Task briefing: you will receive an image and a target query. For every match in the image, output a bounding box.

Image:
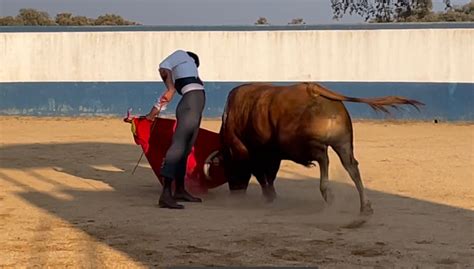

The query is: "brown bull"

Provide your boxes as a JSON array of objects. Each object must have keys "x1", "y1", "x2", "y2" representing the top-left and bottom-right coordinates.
[{"x1": 204, "y1": 82, "x2": 424, "y2": 215}]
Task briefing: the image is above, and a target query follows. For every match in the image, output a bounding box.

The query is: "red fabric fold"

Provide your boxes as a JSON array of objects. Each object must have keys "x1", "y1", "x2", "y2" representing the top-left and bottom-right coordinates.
[{"x1": 129, "y1": 117, "x2": 226, "y2": 194}]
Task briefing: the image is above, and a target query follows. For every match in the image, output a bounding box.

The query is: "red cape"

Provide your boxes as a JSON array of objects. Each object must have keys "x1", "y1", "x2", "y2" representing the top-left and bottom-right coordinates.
[{"x1": 127, "y1": 117, "x2": 226, "y2": 194}]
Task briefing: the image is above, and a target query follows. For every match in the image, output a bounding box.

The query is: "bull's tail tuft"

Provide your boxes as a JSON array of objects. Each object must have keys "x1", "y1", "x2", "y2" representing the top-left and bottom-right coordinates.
[
  {"x1": 346, "y1": 96, "x2": 425, "y2": 114},
  {"x1": 306, "y1": 83, "x2": 425, "y2": 115}
]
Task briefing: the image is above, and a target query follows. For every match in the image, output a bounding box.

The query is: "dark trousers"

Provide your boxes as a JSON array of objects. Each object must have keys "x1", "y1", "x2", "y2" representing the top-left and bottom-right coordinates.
[{"x1": 160, "y1": 90, "x2": 205, "y2": 182}]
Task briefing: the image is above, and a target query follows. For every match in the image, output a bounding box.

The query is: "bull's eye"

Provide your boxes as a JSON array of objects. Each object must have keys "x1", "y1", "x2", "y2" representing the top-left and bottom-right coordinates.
[{"x1": 211, "y1": 157, "x2": 220, "y2": 165}]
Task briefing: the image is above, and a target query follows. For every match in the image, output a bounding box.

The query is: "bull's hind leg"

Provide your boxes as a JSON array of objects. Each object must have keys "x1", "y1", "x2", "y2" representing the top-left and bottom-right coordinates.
[
  {"x1": 332, "y1": 143, "x2": 373, "y2": 215},
  {"x1": 313, "y1": 146, "x2": 334, "y2": 205}
]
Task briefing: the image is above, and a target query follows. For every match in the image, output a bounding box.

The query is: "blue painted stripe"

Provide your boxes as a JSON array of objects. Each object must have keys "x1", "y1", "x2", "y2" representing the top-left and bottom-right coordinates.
[
  {"x1": 1, "y1": 23, "x2": 473, "y2": 33},
  {"x1": 0, "y1": 82, "x2": 472, "y2": 121}
]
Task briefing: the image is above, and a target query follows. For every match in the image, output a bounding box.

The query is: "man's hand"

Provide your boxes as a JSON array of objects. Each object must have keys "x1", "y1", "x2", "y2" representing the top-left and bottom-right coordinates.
[
  {"x1": 145, "y1": 89, "x2": 175, "y2": 121},
  {"x1": 146, "y1": 66, "x2": 177, "y2": 121},
  {"x1": 160, "y1": 90, "x2": 175, "y2": 104},
  {"x1": 145, "y1": 106, "x2": 159, "y2": 121}
]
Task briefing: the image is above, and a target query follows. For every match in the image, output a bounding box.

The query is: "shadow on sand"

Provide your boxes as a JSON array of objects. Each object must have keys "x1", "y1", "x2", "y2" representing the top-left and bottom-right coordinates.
[{"x1": 0, "y1": 142, "x2": 472, "y2": 267}]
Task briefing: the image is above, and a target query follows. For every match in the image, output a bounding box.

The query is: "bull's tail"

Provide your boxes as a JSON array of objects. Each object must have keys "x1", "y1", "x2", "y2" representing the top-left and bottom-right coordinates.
[{"x1": 306, "y1": 83, "x2": 425, "y2": 114}]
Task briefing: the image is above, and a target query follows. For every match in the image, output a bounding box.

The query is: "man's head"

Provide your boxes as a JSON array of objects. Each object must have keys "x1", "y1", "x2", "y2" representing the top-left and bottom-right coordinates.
[{"x1": 186, "y1": 51, "x2": 200, "y2": 68}]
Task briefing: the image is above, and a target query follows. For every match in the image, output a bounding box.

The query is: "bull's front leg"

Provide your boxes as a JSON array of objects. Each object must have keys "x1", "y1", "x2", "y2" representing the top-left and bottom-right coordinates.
[
  {"x1": 254, "y1": 173, "x2": 276, "y2": 203},
  {"x1": 226, "y1": 159, "x2": 252, "y2": 193},
  {"x1": 262, "y1": 183, "x2": 276, "y2": 203},
  {"x1": 253, "y1": 158, "x2": 280, "y2": 203}
]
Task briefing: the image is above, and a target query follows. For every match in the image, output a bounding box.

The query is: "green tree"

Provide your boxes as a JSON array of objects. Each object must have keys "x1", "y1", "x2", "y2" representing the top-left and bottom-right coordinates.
[
  {"x1": 404, "y1": 1, "x2": 474, "y2": 22},
  {"x1": 0, "y1": 16, "x2": 22, "y2": 26},
  {"x1": 55, "y1": 13, "x2": 95, "y2": 25},
  {"x1": 0, "y1": 9, "x2": 140, "y2": 26},
  {"x1": 71, "y1": 16, "x2": 95, "y2": 25},
  {"x1": 16, "y1": 8, "x2": 55, "y2": 25},
  {"x1": 255, "y1": 17, "x2": 269, "y2": 25},
  {"x1": 55, "y1": 12, "x2": 74, "y2": 25},
  {"x1": 330, "y1": 0, "x2": 462, "y2": 22},
  {"x1": 94, "y1": 14, "x2": 138, "y2": 25},
  {"x1": 288, "y1": 18, "x2": 306, "y2": 25}
]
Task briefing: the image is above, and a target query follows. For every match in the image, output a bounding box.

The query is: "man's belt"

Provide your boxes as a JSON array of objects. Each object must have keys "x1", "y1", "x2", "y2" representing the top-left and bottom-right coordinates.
[{"x1": 175, "y1": 76, "x2": 204, "y2": 95}]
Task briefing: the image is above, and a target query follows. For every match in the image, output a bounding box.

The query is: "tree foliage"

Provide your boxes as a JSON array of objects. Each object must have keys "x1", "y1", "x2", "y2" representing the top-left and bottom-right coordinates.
[
  {"x1": 94, "y1": 14, "x2": 137, "y2": 25},
  {"x1": 255, "y1": 17, "x2": 269, "y2": 25},
  {"x1": 254, "y1": 17, "x2": 307, "y2": 25},
  {"x1": 330, "y1": 0, "x2": 473, "y2": 22},
  {"x1": 18, "y1": 8, "x2": 57, "y2": 25},
  {"x1": 55, "y1": 13, "x2": 95, "y2": 26},
  {"x1": 0, "y1": 9, "x2": 140, "y2": 26},
  {"x1": 404, "y1": 0, "x2": 474, "y2": 22},
  {"x1": 288, "y1": 18, "x2": 306, "y2": 25}
]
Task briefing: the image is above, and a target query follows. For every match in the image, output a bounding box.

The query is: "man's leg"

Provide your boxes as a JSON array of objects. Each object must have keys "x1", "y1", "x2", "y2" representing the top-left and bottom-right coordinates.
[
  {"x1": 173, "y1": 123, "x2": 202, "y2": 202},
  {"x1": 158, "y1": 90, "x2": 205, "y2": 208}
]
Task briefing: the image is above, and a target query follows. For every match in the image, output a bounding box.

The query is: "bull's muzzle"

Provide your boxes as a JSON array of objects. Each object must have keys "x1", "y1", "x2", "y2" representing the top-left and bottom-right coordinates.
[{"x1": 203, "y1": 150, "x2": 221, "y2": 181}]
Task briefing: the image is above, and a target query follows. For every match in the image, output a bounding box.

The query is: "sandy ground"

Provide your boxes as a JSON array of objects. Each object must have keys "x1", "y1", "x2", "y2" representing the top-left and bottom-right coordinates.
[{"x1": 0, "y1": 116, "x2": 473, "y2": 268}]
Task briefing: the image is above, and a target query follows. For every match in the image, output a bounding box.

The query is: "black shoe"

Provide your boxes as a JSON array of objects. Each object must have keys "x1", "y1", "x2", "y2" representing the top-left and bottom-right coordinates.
[
  {"x1": 174, "y1": 189, "x2": 202, "y2": 202},
  {"x1": 174, "y1": 175, "x2": 202, "y2": 203},
  {"x1": 158, "y1": 177, "x2": 184, "y2": 209},
  {"x1": 159, "y1": 199, "x2": 184, "y2": 209},
  {"x1": 159, "y1": 194, "x2": 184, "y2": 209}
]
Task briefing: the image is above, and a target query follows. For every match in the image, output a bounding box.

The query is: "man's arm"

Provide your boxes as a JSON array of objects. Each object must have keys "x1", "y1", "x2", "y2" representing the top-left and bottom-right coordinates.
[
  {"x1": 145, "y1": 68, "x2": 177, "y2": 120},
  {"x1": 145, "y1": 50, "x2": 185, "y2": 120},
  {"x1": 159, "y1": 68, "x2": 176, "y2": 96},
  {"x1": 158, "y1": 67, "x2": 176, "y2": 105}
]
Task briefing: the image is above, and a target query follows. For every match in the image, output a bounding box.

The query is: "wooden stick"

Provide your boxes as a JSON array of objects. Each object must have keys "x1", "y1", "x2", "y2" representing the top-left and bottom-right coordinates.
[{"x1": 131, "y1": 104, "x2": 163, "y2": 175}]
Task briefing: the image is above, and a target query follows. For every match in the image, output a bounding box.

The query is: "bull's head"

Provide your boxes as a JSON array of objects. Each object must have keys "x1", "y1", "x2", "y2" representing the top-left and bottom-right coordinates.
[
  {"x1": 203, "y1": 148, "x2": 251, "y2": 191},
  {"x1": 203, "y1": 150, "x2": 223, "y2": 180}
]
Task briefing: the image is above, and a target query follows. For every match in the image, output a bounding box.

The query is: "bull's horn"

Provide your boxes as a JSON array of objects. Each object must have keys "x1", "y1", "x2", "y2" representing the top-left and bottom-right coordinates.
[{"x1": 203, "y1": 150, "x2": 220, "y2": 181}]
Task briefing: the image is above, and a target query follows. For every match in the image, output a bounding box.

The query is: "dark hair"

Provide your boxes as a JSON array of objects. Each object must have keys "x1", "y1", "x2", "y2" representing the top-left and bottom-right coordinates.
[{"x1": 186, "y1": 51, "x2": 200, "y2": 68}]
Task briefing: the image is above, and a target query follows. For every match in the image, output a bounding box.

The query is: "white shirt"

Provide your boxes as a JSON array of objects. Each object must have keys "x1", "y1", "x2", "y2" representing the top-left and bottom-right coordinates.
[
  {"x1": 159, "y1": 50, "x2": 200, "y2": 81},
  {"x1": 154, "y1": 50, "x2": 204, "y2": 108}
]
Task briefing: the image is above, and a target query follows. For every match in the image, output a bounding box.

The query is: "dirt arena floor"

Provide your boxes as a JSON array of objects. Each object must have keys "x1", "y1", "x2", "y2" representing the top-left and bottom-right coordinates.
[{"x1": 0, "y1": 116, "x2": 472, "y2": 268}]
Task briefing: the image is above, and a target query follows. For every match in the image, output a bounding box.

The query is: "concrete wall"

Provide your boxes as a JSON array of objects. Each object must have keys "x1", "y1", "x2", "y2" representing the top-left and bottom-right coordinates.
[{"x1": 1, "y1": 24, "x2": 473, "y2": 120}]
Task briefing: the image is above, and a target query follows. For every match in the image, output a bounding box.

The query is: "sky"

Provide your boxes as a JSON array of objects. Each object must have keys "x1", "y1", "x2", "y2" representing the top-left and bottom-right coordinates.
[{"x1": 0, "y1": 0, "x2": 469, "y2": 26}]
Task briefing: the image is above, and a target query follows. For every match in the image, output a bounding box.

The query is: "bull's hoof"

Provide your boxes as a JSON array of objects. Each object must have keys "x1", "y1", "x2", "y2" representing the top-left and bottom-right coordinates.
[
  {"x1": 229, "y1": 184, "x2": 249, "y2": 192},
  {"x1": 321, "y1": 188, "x2": 335, "y2": 205},
  {"x1": 265, "y1": 194, "x2": 276, "y2": 203},
  {"x1": 229, "y1": 189, "x2": 247, "y2": 195},
  {"x1": 262, "y1": 187, "x2": 277, "y2": 203},
  {"x1": 263, "y1": 193, "x2": 276, "y2": 203},
  {"x1": 360, "y1": 201, "x2": 374, "y2": 216}
]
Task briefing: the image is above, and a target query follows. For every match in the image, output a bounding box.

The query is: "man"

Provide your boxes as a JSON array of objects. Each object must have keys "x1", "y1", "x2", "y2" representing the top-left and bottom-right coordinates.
[{"x1": 146, "y1": 49, "x2": 206, "y2": 209}]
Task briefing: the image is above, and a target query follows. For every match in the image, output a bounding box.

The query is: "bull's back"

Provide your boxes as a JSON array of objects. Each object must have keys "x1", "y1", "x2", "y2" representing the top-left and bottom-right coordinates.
[
  {"x1": 268, "y1": 85, "x2": 352, "y2": 148},
  {"x1": 223, "y1": 83, "x2": 277, "y2": 144},
  {"x1": 223, "y1": 83, "x2": 354, "y2": 158}
]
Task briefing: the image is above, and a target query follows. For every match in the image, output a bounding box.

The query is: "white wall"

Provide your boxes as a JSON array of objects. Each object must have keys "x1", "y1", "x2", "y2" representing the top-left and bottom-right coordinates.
[{"x1": 1, "y1": 28, "x2": 473, "y2": 83}]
